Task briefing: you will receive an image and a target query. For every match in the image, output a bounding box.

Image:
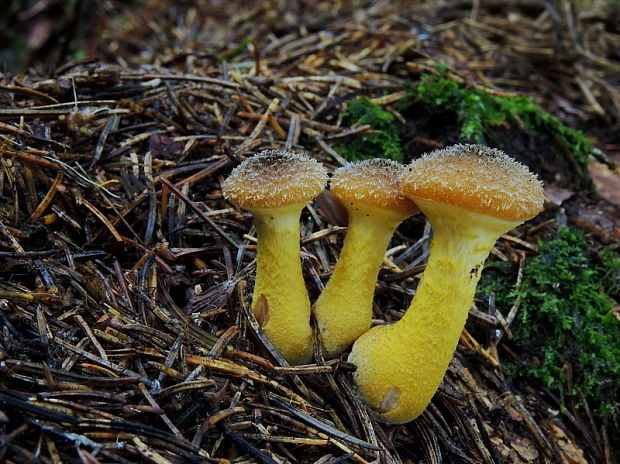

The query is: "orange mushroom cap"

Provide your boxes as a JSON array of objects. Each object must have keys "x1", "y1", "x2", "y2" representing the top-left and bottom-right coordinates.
[
  {"x1": 401, "y1": 144, "x2": 544, "y2": 222},
  {"x1": 331, "y1": 159, "x2": 419, "y2": 216},
  {"x1": 223, "y1": 150, "x2": 328, "y2": 209}
]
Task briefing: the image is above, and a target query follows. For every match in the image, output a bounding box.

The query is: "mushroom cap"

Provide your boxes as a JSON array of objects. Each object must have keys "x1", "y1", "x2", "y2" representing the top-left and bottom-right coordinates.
[
  {"x1": 331, "y1": 159, "x2": 419, "y2": 215},
  {"x1": 223, "y1": 150, "x2": 328, "y2": 209},
  {"x1": 401, "y1": 144, "x2": 544, "y2": 221}
]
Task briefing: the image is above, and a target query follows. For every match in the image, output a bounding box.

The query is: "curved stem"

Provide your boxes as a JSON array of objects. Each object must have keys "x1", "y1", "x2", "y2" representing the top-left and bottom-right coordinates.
[
  {"x1": 349, "y1": 202, "x2": 519, "y2": 423},
  {"x1": 252, "y1": 205, "x2": 313, "y2": 365},
  {"x1": 314, "y1": 211, "x2": 401, "y2": 357}
]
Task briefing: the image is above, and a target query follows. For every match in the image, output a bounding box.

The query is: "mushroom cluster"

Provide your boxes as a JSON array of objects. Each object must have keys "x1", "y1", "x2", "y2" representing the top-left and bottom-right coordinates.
[{"x1": 221, "y1": 144, "x2": 544, "y2": 423}]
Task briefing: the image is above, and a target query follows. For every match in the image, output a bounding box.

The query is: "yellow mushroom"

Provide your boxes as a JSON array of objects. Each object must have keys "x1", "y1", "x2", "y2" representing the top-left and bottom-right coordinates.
[
  {"x1": 348, "y1": 144, "x2": 545, "y2": 423},
  {"x1": 314, "y1": 159, "x2": 419, "y2": 358},
  {"x1": 222, "y1": 150, "x2": 328, "y2": 365}
]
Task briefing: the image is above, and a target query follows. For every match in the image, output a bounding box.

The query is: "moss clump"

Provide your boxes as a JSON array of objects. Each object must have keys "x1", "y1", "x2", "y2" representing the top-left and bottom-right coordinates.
[
  {"x1": 516, "y1": 227, "x2": 619, "y2": 400},
  {"x1": 335, "y1": 98, "x2": 403, "y2": 162},
  {"x1": 407, "y1": 72, "x2": 592, "y2": 167},
  {"x1": 601, "y1": 246, "x2": 620, "y2": 301},
  {"x1": 477, "y1": 260, "x2": 518, "y2": 313},
  {"x1": 479, "y1": 227, "x2": 620, "y2": 439}
]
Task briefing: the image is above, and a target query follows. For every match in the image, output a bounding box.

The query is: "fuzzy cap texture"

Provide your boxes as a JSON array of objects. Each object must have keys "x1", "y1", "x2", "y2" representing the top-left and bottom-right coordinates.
[
  {"x1": 401, "y1": 144, "x2": 544, "y2": 221},
  {"x1": 223, "y1": 150, "x2": 328, "y2": 209},
  {"x1": 331, "y1": 159, "x2": 419, "y2": 215}
]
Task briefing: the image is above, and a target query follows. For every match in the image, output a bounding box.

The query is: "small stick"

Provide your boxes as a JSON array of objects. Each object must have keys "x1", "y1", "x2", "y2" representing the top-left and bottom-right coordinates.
[{"x1": 159, "y1": 177, "x2": 240, "y2": 249}]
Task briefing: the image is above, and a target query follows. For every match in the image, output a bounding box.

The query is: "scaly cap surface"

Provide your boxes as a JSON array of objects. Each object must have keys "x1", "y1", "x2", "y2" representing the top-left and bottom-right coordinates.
[
  {"x1": 401, "y1": 144, "x2": 544, "y2": 221},
  {"x1": 331, "y1": 159, "x2": 419, "y2": 215},
  {"x1": 223, "y1": 150, "x2": 328, "y2": 209}
]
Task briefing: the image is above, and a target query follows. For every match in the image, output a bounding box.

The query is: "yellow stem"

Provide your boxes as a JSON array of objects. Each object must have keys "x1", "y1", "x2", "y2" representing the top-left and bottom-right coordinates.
[
  {"x1": 252, "y1": 204, "x2": 313, "y2": 365},
  {"x1": 349, "y1": 201, "x2": 520, "y2": 423},
  {"x1": 314, "y1": 209, "x2": 402, "y2": 357}
]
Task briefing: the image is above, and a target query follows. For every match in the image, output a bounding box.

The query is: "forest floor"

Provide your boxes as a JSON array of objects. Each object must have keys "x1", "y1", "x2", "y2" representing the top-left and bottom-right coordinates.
[{"x1": 0, "y1": 1, "x2": 619, "y2": 463}]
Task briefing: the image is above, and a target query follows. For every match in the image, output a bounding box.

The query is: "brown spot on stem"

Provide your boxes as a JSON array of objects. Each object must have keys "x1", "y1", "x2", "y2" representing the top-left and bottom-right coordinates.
[
  {"x1": 376, "y1": 386, "x2": 401, "y2": 414},
  {"x1": 254, "y1": 294, "x2": 270, "y2": 327},
  {"x1": 469, "y1": 265, "x2": 481, "y2": 279}
]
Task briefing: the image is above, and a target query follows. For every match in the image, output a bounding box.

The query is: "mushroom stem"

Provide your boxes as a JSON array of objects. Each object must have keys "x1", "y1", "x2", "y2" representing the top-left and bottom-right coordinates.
[
  {"x1": 399, "y1": 202, "x2": 515, "y2": 330},
  {"x1": 315, "y1": 207, "x2": 403, "y2": 357},
  {"x1": 349, "y1": 201, "x2": 521, "y2": 424},
  {"x1": 312, "y1": 159, "x2": 418, "y2": 358},
  {"x1": 251, "y1": 204, "x2": 314, "y2": 365}
]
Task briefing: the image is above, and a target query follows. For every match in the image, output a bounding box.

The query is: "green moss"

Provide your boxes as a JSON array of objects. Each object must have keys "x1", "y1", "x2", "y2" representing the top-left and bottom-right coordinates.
[
  {"x1": 335, "y1": 98, "x2": 403, "y2": 162},
  {"x1": 477, "y1": 260, "x2": 518, "y2": 314},
  {"x1": 407, "y1": 72, "x2": 592, "y2": 167},
  {"x1": 478, "y1": 227, "x2": 620, "y2": 437},
  {"x1": 335, "y1": 72, "x2": 592, "y2": 167},
  {"x1": 601, "y1": 246, "x2": 620, "y2": 300}
]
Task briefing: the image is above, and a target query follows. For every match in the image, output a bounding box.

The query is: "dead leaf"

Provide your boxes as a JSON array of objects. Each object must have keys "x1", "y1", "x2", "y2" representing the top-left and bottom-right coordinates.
[
  {"x1": 588, "y1": 161, "x2": 620, "y2": 206},
  {"x1": 548, "y1": 423, "x2": 588, "y2": 464},
  {"x1": 149, "y1": 134, "x2": 184, "y2": 160},
  {"x1": 491, "y1": 437, "x2": 525, "y2": 464},
  {"x1": 506, "y1": 405, "x2": 524, "y2": 422},
  {"x1": 510, "y1": 437, "x2": 539, "y2": 461},
  {"x1": 316, "y1": 189, "x2": 349, "y2": 226},
  {"x1": 545, "y1": 185, "x2": 574, "y2": 206}
]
